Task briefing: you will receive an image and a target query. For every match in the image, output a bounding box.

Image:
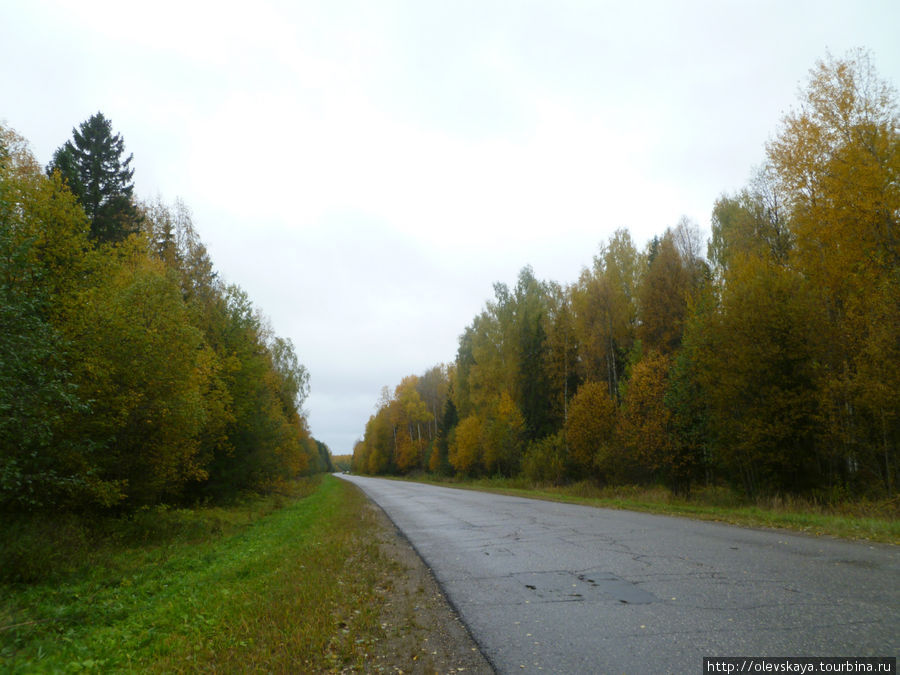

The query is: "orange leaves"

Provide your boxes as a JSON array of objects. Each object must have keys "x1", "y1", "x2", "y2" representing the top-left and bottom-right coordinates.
[{"x1": 355, "y1": 373, "x2": 445, "y2": 475}]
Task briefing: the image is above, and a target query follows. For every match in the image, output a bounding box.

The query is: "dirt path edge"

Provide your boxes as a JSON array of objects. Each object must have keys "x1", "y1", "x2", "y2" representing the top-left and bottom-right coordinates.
[{"x1": 363, "y1": 499, "x2": 495, "y2": 674}]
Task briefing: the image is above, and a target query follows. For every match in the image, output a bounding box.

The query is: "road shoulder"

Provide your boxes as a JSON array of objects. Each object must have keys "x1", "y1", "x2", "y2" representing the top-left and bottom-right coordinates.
[{"x1": 362, "y1": 499, "x2": 494, "y2": 674}]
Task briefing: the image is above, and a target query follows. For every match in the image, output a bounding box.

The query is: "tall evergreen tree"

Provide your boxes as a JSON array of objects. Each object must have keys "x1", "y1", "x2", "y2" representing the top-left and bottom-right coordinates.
[{"x1": 48, "y1": 112, "x2": 141, "y2": 243}]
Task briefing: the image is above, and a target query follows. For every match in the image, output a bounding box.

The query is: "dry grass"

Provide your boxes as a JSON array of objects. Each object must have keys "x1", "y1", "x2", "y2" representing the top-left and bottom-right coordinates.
[{"x1": 407, "y1": 474, "x2": 899, "y2": 545}]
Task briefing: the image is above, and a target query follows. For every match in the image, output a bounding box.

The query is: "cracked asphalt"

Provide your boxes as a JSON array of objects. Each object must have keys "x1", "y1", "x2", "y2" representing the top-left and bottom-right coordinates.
[{"x1": 339, "y1": 475, "x2": 899, "y2": 673}]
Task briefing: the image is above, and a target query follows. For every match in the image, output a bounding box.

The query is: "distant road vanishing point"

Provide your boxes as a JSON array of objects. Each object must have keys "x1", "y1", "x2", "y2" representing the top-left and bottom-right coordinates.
[{"x1": 339, "y1": 475, "x2": 899, "y2": 673}]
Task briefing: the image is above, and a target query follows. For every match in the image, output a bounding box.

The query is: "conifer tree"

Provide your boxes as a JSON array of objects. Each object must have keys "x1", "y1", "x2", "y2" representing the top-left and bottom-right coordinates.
[{"x1": 48, "y1": 112, "x2": 141, "y2": 243}]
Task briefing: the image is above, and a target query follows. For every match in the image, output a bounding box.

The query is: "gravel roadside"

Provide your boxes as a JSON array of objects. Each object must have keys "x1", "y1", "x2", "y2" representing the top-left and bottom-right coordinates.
[{"x1": 360, "y1": 500, "x2": 494, "y2": 674}]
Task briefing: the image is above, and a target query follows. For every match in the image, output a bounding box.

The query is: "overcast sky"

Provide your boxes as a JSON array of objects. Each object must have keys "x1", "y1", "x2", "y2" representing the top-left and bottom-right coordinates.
[{"x1": 3, "y1": 1, "x2": 899, "y2": 453}]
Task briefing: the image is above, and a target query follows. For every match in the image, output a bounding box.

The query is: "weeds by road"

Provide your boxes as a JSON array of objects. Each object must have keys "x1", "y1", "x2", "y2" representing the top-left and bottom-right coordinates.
[
  {"x1": 405, "y1": 475, "x2": 900, "y2": 545},
  {"x1": 0, "y1": 475, "x2": 491, "y2": 673}
]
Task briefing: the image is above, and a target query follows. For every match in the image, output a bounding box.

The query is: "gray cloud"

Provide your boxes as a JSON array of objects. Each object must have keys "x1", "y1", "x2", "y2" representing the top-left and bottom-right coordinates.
[{"x1": 3, "y1": 0, "x2": 899, "y2": 452}]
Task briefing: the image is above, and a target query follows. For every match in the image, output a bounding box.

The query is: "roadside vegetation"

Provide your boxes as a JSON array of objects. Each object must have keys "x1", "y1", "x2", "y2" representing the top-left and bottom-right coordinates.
[
  {"x1": 0, "y1": 76, "x2": 490, "y2": 675},
  {"x1": 2, "y1": 113, "x2": 333, "y2": 516},
  {"x1": 332, "y1": 454, "x2": 354, "y2": 473},
  {"x1": 352, "y1": 51, "x2": 900, "y2": 523},
  {"x1": 1, "y1": 45, "x2": 896, "y2": 675},
  {"x1": 0, "y1": 476, "x2": 410, "y2": 672}
]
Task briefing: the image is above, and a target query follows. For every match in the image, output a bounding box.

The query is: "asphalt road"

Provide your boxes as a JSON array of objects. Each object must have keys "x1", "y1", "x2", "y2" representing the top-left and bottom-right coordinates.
[{"x1": 338, "y1": 475, "x2": 899, "y2": 674}]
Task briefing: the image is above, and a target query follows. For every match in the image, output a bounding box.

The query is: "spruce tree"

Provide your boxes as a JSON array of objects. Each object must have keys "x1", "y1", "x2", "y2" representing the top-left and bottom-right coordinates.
[{"x1": 48, "y1": 112, "x2": 141, "y2": 243}]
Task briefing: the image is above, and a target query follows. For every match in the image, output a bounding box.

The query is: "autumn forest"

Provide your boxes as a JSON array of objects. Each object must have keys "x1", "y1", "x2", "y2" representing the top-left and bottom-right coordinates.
[
  {"x1": 1, "y1": 114, "x2": 332, "y2": 514},
  {"x1": 1, "y1": 51, "x2": 898, "y2": 518},
  {"x1": 352, "y1": 52, "x2": 899, "y2": 500}
]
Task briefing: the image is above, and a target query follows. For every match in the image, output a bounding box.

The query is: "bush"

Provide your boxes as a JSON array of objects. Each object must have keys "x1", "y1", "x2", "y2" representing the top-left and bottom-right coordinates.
[
  {"x1": 0, "y1": 513, "x2": 91, "y2": 583},
  {"x1": 522, "y1": 432, "x2": 568, "y2": 485}
]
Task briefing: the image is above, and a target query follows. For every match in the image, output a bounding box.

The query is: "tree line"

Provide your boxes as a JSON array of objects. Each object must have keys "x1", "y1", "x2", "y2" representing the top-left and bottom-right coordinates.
[
  {"x1": 353, "y1": 51, "x2": 899, "y2": 500},
  {"x1": 1, "y1": 112, "x2": 331, "y2": 513}
]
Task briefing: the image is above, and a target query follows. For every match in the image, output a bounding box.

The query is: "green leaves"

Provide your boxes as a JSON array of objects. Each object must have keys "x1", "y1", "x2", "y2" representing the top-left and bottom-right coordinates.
[
  {"x1": 764, "y1": 49, "x2": 900, "y2": 494},
  {"x1": 356, "y1": 51, "x2": 898, "y2": 500},
  {"x1": 62, "y1": 249, "x2": 210, "y2": 505},
  {"x1": 565, "y1": 381, "x2": 616, "y2": 478},
  {"x1": 2, "y1": 120, "x2": 321, "y2": 513},
  {"x1": 1, "y1": 126, "x2": 92, "y2": 509},
  {"x1": 48, "y1": 112, "x2": 140, "y2": 244}
]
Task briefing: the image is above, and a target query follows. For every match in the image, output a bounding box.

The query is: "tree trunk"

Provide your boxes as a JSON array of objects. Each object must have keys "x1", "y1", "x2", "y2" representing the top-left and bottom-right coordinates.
[{"x1": 883, "y1": 409, "x2": 893, "y2": 496}]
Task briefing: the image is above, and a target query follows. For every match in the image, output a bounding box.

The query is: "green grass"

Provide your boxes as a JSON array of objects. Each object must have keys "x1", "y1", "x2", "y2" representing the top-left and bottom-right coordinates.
[
  {"x1": 1, "y1": 475, "x2": 396, "y2": 672},
  {"x1": 404, "y1": 474, "x2": 900, "y2": 545}
]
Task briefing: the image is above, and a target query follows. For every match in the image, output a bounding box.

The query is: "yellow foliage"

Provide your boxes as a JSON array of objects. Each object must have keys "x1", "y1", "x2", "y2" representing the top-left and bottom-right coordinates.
[
  {"x1": 449, "y1": 415, "x2": 483, "y2": 475},
  {"x1": 482, "y1": 391, "x2": 525, "y2": 476},
  {"x1": 766, "y1": 50, "x2": 900, "y2": 490},
  {"x1": 619, "y1": 351, "x2": 674, "y2": 476},
  {"x1": 565, "y1": 381, "x2": 617, "y2": 476}
]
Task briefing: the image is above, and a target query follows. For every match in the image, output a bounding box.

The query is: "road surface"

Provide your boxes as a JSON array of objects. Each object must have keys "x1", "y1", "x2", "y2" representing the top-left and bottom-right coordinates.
[{"x1": 339, "y1": 475, "x2": 899, "y2": 673}]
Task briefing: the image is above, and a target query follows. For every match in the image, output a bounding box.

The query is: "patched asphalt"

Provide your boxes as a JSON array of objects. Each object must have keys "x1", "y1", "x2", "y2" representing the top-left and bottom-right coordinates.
[{"x1": 339, "y1": 475, "x2": 899, "y2": 673}]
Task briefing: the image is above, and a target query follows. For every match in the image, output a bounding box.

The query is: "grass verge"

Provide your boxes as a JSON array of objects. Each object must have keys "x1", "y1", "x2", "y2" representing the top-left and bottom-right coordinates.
[
  {"x1": 404, "y1": 475, "x2": 899, "y2": 545},
  {"x1": 1, "y1": 475, "x2": 402, "y2": 672}
]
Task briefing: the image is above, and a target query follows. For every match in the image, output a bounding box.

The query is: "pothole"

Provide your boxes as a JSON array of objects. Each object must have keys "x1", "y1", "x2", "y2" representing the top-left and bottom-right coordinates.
[{"x1": 512, "y1": 570, "x2": 657, "y2": 604}]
